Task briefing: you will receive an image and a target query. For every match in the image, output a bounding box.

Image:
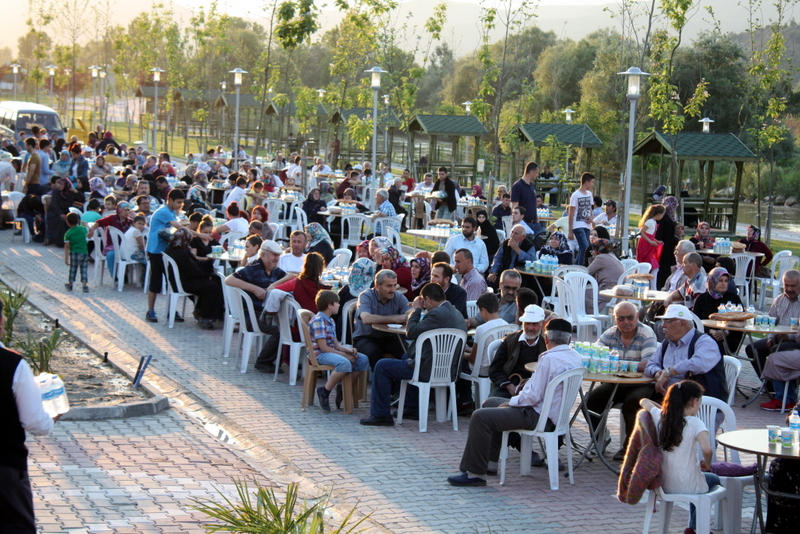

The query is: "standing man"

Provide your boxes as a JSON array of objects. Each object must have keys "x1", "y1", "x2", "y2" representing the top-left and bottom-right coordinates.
[
  {"x1": 23, "y1": 138, "x2": 42, "y2": 196},
  {"x1": 145, "y1": 189, "x2": 189, "y2": 323},
  {"x1": 454, "y1": 249, "x2": 488, "y2": 301},
  {"x1": 432, "y1": 166, "x2": 457, "y2": 220},
  {"x1": 0, "y1": 300, "x2": 57, "y2": 532},
  {"x1": 510, "y1": 161, "x2": 540, "y2": 232},
  {"x1": 568, "y1": 172, "x2": 595, "y2": 266},
  {"x1": 444, "y1": 217, "x2": 489, "y2": 273}
]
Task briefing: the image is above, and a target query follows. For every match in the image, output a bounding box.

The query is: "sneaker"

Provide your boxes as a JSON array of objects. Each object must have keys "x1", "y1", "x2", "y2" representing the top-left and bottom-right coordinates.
[
  {"x1": 173, "y1": 313, "x2": 185, "y2": 323},
  {"x1": 64, "y1": 283, "x2": 73, "y2": 291},
  {"x1": 316, "y1": 386, "x2": 331, "y2": 412},
  {"x1": 199, "y1": 319, "x2": 215, "y2": 330},
  {"x1": 145, "y1": 310, "x2": 158, "y2": 323},
  {"x1": 530, "y1": 451, "x2": 545, "y2": 467},
  {"x1": 82, "y1": 285, "x2": 89, "y2": 293},
  {"x1": 760, "y1": 398, "x2": 796, "y2": 411}
]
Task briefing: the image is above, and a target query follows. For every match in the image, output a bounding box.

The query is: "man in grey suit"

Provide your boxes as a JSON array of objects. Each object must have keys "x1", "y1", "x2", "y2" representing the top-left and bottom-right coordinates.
[{"x1": 360, "y1": 282, "x2": 468, "y2": 426}]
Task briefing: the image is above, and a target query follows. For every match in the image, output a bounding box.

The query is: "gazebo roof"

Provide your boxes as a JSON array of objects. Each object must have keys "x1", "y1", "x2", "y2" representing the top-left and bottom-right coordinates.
[
  {"x1": 172, "y1": 88, "x2": 219, "y2": 103},
  {"x1": 135, "y1": 85, "x2": 171, "y2": 98},
  {"x1": 264, "y1": 101, "x2": 328, "y2": 116},
  {"x1": 213, "y1": 93, "x2": 264, "y2": 108},
  {"x1": 632, "y1": 131, "x2": 756, "y2": 162},
  {"x1": 516, "y1": 123, "x2": 603, "y2": 148},
  {"x1": 407, "y1": 114, "x2": 487, "y2": 136},
  {"x1": 328, "y1": 107, "x2": 400, "y2": 126}
]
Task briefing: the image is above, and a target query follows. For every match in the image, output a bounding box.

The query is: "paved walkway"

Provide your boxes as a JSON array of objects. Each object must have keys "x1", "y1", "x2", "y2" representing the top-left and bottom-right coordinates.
[{"x1": 0, "y1": 232, "x2": 788, "y2": 533}]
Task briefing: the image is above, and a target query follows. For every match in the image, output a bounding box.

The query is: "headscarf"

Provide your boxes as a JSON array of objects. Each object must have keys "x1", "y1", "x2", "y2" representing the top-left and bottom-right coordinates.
[
  {"x1": 348, "y1": 258, "x2": 375, "y2": 297},
  {"x1": 115, "y1": 201, "x2": 132, "y2": 231},
  {"x1": 472, "y1": 185, "x2": 483, "y2": 198},
  {"x1": 746, "y1": 225, "x2": 761, "y2": 243},
  {"x1": 541, "y1": 231, "x2": 570, "y2": 256},
  {"x1": 305, "y1": 188, "x2": 320, "y2": 203},
  {"x1": 591, "y1": 238, "x2": 615, "y2": 255},
  {"x1": 410, "y1": 257, "x2": 431, "y2": 293},
  {"x1": 380, "y1": 246, "x2": 408, "y2": 270},
  {"x1": 90, "y1": 176, "x2": 109, "y2": 197},
  {"x1": 706, "y1": 267, "x2": 730, "y2": 300},
  {"x1": 356, "y1": 240, "x2": 371, "y2": 257},
  {"x1": 662, "y1": 195, "x2": 678, "y2": 220},
  {"x1": 343, "y1": 187, "x2": 357, "y2": 199},
  {"x1": 169, "y1": 227, "x2": 192, "y2": 249},
  {"x1": 371, "y1": 236, "x2": 392, "y2": 251},
  {"x1": 694, "y1": 221, "x2": 715, "y2": 247},
  {"x1": 653, "y1": 185, "x2": 667, "y2": 199},
  {"x1": 594, "y1": 226, "x2": 610, "y2": 240},
  {"x1": 475, "y1": 209, "x2": 500, "y2": 257},
  {"x1": 305, "y1": 222, "x2": 333, "y2": 248}
]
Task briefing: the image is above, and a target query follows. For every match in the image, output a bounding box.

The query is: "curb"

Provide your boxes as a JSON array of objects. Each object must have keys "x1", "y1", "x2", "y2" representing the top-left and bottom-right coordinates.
[{"x1": 60, "y1": 395, "x2": 170, "y2": 420}]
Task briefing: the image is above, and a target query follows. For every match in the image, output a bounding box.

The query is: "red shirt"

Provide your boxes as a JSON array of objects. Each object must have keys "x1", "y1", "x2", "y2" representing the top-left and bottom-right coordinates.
[{"x1": 274, "y1": 278, "x2": 329, "y2": 314}]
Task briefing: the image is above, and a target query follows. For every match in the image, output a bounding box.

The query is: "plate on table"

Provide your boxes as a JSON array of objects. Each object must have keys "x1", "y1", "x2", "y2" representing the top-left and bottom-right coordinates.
[
  {"x1": 614, "y1": 372, "x2": 644, "y2": 379},
  {"x1": 387, "y1": 324, "x2": 404, "y2": 329}
]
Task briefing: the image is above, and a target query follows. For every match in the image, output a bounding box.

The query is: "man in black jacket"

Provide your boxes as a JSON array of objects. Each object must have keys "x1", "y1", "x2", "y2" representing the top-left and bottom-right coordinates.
[
  {"x1": 488, "y1": 304, "x2": 547, "y2": 399},
  {"x1": 430, "y1": 262, "x2": 468, "y2": 318}
]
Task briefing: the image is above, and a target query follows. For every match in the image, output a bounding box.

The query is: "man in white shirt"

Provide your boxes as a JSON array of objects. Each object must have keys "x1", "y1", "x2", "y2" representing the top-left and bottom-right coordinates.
[
  {"x1": 454, "y1": 248, "x2": 488, "y2": 301},
  {"x1": 415, "y1": 172, "x2": 434, "y2": 194},
  {"x1": 448, "y1": 318, "x2": 582, "y2": 486},
  {"x1": 0, "y1": 159, "x2": 21, "y2": 190},
  {"x1": 568, "y1": 172, "x2": 595, "y2": 266},
  {"x1": 223, "y1": 176, "x2": 248, "y2": 209},
  {"x1": 511, "y1": 207, "x2": 535, "y2": 235},
  {"x1": 444, "y1": 216, "x2": 489, "y2": 274},
  {"x1": 311, "y1": 157, "x2": 332, "y2": 174},
  {"x1": 378, "y1": 163, "x2": 393, "y2": 187},
  {"x1": 278, "y1": 230, "x2": 307, "y2": 274},
  {"x1": 593, "y1": 199, "x2": 618, "y2": 228}
]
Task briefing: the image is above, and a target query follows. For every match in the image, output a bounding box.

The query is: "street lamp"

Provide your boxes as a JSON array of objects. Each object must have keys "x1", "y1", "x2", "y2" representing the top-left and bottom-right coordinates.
[
  {"x1": 150, "y1": 67, "x2": 164, "y2": 152},
  {"x1": 11, "y1": 63, "x2": 20, "y2": 100},
  {"x1": 229, "y1": 67, "x2": 247, "y2": 171},
  {"x1": 364, "y1": 66, "x2": 387, "y2": 173},
  {"x1": 89, "y1": 65, "x2": 100, "y2": 119},
  {"x1": 317, "y1": 88, "x2": 326, "y2": 99},
  {"x1": 699, "y1": 117, "x2": 714, "y2": 133},
  {"x1": 563, "y1": 108, "x2": 575, "y2": 124},
  {"x1": 383, "y1": 94, "x2": 390, "y2": 106},
  {"x1": 463, "y1": 101, "x2": 472, "y2": 115},
  {"x1": 47, "y1": 65, "x2": 57, "y2": 107},
  {"x1": 618, "y1": 66, "x2": 651, "y2": 256},
  {"x1": 64, "y1": 68, "x2": 71, "y2": 124}
]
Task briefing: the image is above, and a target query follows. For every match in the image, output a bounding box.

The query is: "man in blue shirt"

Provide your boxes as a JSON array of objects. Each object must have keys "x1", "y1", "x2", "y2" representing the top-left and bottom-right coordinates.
[
  {"x1": 444, "y1": 216, "x2": 489, "y2": 273},
  {"x1": 145, "y1": 189, "x2": 188, "y2": 323},
  {"x1": 510, "y1": 161, "x2": 539, "y2": 231},
  {"x1": 371, "y1": 189, "x2": 396, "y2": 235}
]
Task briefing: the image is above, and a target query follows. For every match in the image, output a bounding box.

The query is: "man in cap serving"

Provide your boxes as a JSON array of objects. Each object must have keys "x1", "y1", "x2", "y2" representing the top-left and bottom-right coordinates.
[{"x1": 448, "y1": 318, "x2": 583, "y2": 486}]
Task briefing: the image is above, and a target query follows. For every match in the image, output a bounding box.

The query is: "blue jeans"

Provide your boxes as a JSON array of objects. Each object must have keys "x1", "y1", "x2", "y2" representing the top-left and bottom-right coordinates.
[
  {"x1": 106, "y1": 250, "x2": 116, "y2": 277},
  {"x1": 370, "y1": 355, "x2": 418, "y2": 417},
  {"x1": 316, "y1": 352, "x2": 370, "y2": 373},
  {"x1": 772, "y1": 379, "x2": 798, "y2": 404},
  {"x1": 573, "y1": 227, "x2": 590, "y2": 265},
  {"x1": 689, "y1": 472, "x2": 721, "y2": 529}
]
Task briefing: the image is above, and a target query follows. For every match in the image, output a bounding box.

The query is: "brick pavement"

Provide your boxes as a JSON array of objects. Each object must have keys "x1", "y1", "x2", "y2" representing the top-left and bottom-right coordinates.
[{"x1": 0, "y1": 234, "x2": 789, "y2": 534}]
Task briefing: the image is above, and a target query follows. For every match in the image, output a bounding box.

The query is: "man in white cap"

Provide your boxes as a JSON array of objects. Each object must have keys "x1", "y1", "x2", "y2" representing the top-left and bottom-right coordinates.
[
  {"x1": 488, "y1": 304, "x2": 546, "y2": 400},
  {"x1": 645, "y1": 304, "x2": 727, "y2": 402}
]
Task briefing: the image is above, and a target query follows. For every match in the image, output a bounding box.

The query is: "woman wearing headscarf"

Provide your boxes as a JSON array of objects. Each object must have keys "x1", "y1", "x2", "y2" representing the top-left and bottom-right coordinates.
[
  {"x1": 369, "y1": 236, "x2": 392, "y2": 264},
  {"x1": 471, "y1": 185, "x2": 486, "y2": 200},
  {"x1": 89, "y1": 176, "x2": 109, "y2": 200},
  {"x1": 379, "y1": 245, "x2": 412, "y2": 294},
  {"x1": 164, "y1": 228, "x2": 224, "y2": 330},
  {"x1": 334, "y1": 258, "x2": 376, "y2": 341},
  {"x1": 52, "y1": 151, "x2": 72, "y2": 178},
  {"x1": 693, "y1": 267, "x2": 743, "y2": 355},
  {"x1": 739, "y1": 225, "x2": 774, "y2": 276},
  {"x1": 186, "y1": 171, "x2": 209, "y2": 214},
  {"x1": 90, "y1": 155, "x2": 113, "y2": 180},
  {"x1": 586, "y1": 238, "x2": 625, "y2": 313},
  {"x1": 89, "y1": 200, "x2": 133, "y2": 276},
  {"x1": 409, "y1": 256, "x2": 431, "y2": 297},
  {"x1": 690, "y1": 220, "x2": 717, "y2": 271},
  {"x1": 355, "y1": 239, "x2": 372, "y2": 259},
  {"x1": 46, "y1": 177, "x2": 85, "y2": 247},
  {"x1": 655, "y1": 195, "x2": 679, "y2": 289},
  {"x1": 539, "y1": 231, "x2": 574, "y2": 265},
  {"x1": 475, "y1": 209, "x2": 500, "y2": 260},
  {"x1": 306, "y1": 222, "x2": 335, "y2": 265},
  {"x1": 302, "y1": 187, "x2": 328, "y2": 227}
]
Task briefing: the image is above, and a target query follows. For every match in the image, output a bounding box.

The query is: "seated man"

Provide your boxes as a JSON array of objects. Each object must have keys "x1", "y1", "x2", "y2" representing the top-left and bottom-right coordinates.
[
  {"x1": 586, "y1": 301, "x2": 658, "y2": 460},
  {"x1": 492, "y1": 194, "x2": 511, "y2": 230},
  {"x1": 511, "y1": 206, "x2": 535, "y2": 234},
  {"x1": 360, "y1": 282, "x2": 468, "y2": 426},
  {"x1": 278, "y1": 230, "x2": 307, "y2": 275},
  {"x1": 487, "y1": 225, "x2": 537, "y2": 285},
  {"x1": 760, "y1": 328, "x2": 800, "y2": 411},
  {"x1": 454, "y1": 248, "x2": 488, "y2": 301},
  {"x1": 371, "y1": 188, "x2": 396, "y2": 236},
  {"x1": 430, "y1": 262, "x2": 468, "y2": 318},
  {"x1": 352, "y1": 269, "x2": 411, "y2": 369},
  {"x1": 488, "y1": 305, "x2": 546, "y2": 399},
  {"x1": 645, "y1": 304, "x2": 728, "y2": 402},
  {"x1": 467, "y1": 270, "x2": 521, "y2": 328},
  {"x1": 746, "y1": 269, "x2": 800, "y2": 386},
  {"x1": 447, "y1": 318, "x2": 582, "y2": 486},
  {"x1": 663, "y1": 252, "x2": 706, "y2": 310},
  {"x1": 463, "y1": 292, "x2": 508, "y2": 374}
]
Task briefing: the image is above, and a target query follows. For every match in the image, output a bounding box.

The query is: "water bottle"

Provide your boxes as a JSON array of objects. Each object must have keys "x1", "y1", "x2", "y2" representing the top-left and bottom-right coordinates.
[
  {"x1": 790, "y1": 409, "x2": 800, "y2": 444},
  {"x1": 717, "y1": 304, "x2": 727, "y2": 314},
  {"x1": 37, "y1": 374, "x2": 56, "y2": 418},
  {"x1": 747, "y1": 304, "x2": 755, "y2": 314},
  {"x1": 725, "y1": 302, "x2": 734, "y2": 313},
  {"x1": 51, "y1": 374, "x2": 70, "y2": 415}
]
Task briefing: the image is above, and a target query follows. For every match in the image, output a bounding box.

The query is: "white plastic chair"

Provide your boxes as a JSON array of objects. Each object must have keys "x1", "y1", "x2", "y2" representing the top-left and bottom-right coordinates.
[
  {"x1": 502, "y1": 215, "x2": 512, "y2": 237},
  {"x1": 690, "y1": 311, "x2": 705, "y2": 333},
  {"x1": 340, "y1": 214, "x2": 367, "y2": 248},
  {"x1": 374, "y1": 213, "x2": 403, "y2": 237},
  {"x1": 263, "y1": 199, "x2": 284, "y2": 222},
  {"x1": 730, "y1": 253, "x2": 756, "y2": 307},
  {"x1": 466, "y1": 300, "x2": 479, "y2": 319},
  {"x1": 107, "y1": 227, "x2": 141, "y2": 291},
  {"x1": 91, "y1": 227, "x2": 107, "y2": 286},
  {"x1": 460, "y1": 326, "x2": 516, "y2": 407},
  {"x1": 722, "y1": 355, "x2": 741, "y2": 406},
  {"x1": 218, "y1": 273, "x2": 239, "y2": 359},
  {"x1": 642, "y1": 485, "x2": 727, "y2": 534},
  {"x1": 498, "y1": 367, "x2": 586, "y2": 490},
  {"x1": 226, "y1": 286, "x2": 267, "y2": 372},
  {"x1": 621, "y1": 258, "x2": 638, "y2": 271},
  {"x1": 607, "y1": 264, "x2": 640, "y2": 310},
  {"x1": 495, "y1": 229, "x2": 505, "y2": 242},
  {"x1": 162, "y1": 254, "x2": 192, "y2": 328},
  {"x1": 276, "y1": 298, "x2": 306, "y2": 386},
  {"x1": 396, "y1": 328, "x2": 468, "y2": 432},
  {"x1": 338, "y1": 299, "x2": 357, "y2": 348},
  {"x1": 328, "y1": 248, "x2": 352, "y2": 271},
  {"x1": 636, "y1": 262, "x2": 653, "y2": 275},
  {"x1": 68, "y1": 207, "x2": 83, "y2": 217},
  {"x1": 541, "y1": 265, "x2": 588, "y2": 311},
  {"x1": 756, "y1": 250, "x2": 794, "y2": 309},
  {"x1": 562, "y1": 272, "x2": 609, "y2": 341},
  {"x1": 6, "y1": 192, "x2": 30, "y2": 243},
  {"x1": 385, "y1": 226, "x2": 403, "y2": 253},
  {"x1": 293, "y1": 206, "x2": 308, "y2": 232}
]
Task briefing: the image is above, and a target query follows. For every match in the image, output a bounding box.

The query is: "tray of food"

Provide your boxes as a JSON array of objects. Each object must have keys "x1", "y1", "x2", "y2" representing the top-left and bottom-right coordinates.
[
  {"x1": 614, "y1": 372, "x2": 644, "y2": 379},
  {"x1": 708, "y1": 312, "x2": 757, "y2": 322},
  {"x1": 627, "y1": 273, "x2": 654, "y2": 280}
]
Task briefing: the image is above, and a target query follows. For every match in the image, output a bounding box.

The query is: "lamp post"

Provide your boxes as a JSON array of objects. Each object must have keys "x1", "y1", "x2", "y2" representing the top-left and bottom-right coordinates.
[
  {"x1": 150, "y1": 67, "x2": 164, "y2": 152},
  {"x1": 618, "y1": 67, "x2": 650, "y2": 256},
  {"x1": 99, "y1": 70, "x2": 107, "y2": 123},
  {"x1": 47, "y1": 65, "x2": 57, "y2": 107},
  {"x1": 11, "y1": 63, "x2": 20, "y2": 100},
  {"x1": 462, "y1": 101, "x2": 473, "y2": 164},
  {"x1": 229, "y1": 67, "x2": 247, "y2": 171},
  {"x1": 364, "y1": 66, "x2": 387, "y2": 173},
  {"x1": 563, "y1": 108, "x2": 575, "y2": 176},
  {"x1": 89, "y1": 65, "x2": 100, "y2": 121},
  {"x1": 64, "y1": 68, "x2": 71, "y2": 124},
  {"x1": 699, "y1": 117, "x2": 714, "y2": 133}
]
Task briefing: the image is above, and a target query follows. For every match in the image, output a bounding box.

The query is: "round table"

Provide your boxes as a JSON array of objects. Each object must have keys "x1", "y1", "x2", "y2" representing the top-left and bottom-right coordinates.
[
  {"x1": 717, "y1": 429, "x2": 800, "y2": 534},
  {"x1": 372, "y1": 323, "x2": 476, "y2": 336},
  {"x1": 599, "y1": 289, "x2": 671, "y2": 302}
]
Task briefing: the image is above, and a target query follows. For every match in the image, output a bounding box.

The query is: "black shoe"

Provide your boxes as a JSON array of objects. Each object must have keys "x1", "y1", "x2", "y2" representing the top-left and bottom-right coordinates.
[
  {"x1": 447, "y1": 472, "x2": 487, "y2": 487},
  {"x1": 393, "y1": 410, "x2": 419, "y2": 420},
  {"x1": 173, "y1": 313, "x2": 185, "y2": 323},
  {"x1": 65, "y1": 283, "x2": 73, "y2": 291},
  {"x1": 360, "y1": 415, "x2": 394, "y2": 426},
  {"x1": 530, "y1": 451, "x2": 544, "y2": 467},
  {"x1": 613, "y1": 449, "x2": 626, "y2": 462},
  {"x1": 457, "y1": 402, "x2": 475, "y2": 416},
  {"x1": 316, "y1": 387, "x2": 331, "y2": 412},
  {"x1": 335, "y1": 383, "x2": 343, "y2": 410},
  {"x1": 253, "y1": 363, "x2": 277, "y2": 373}
]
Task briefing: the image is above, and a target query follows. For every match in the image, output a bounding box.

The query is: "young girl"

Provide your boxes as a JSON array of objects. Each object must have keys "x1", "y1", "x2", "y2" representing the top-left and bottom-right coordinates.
[
  {"x1": 640, "y1": 381, "x2": 718, "y2": 534},
  {"x1": 636, "y1": 204, "x2": 665, "y2": 289},
  {"x1": 240, "y1": 234, "x2": 263, "y2": 267},
  {"x1": 122, "y1": 215, "x2": 148, "y2": 266}
]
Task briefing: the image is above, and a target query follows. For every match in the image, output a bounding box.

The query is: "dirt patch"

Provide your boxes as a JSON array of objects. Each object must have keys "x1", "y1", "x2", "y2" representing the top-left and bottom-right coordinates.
[{"x1": 12, "y1": 303, "x2": 148, "y2": 407}]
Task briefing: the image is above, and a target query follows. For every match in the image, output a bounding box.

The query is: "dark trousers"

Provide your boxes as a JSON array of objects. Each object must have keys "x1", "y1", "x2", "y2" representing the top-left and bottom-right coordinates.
[
  {"x1": 370, "y1": 356, "x2": 418, "y2": 417},
  {"x1": 586, "y1": 383, "x2": 656, "y2": 450},
  {"x1": 458, "y1": 397, "x2": 542, "y2": 476},
  {"x1": 147, "y1": 252, "x2": 165, "y2": 295},
  {"x1": 255, "y1": 317, "x2": 280, "y2": 367},
  {"x1": 354, "y1": 335, "x2": 406, "y2": 369},
  {"x1": 746, "y1": 338, "x2": 800, "y2": 377},
  {"x1": 0, "y1": 465, "x2": 36, "y2": 534},
  {"x1": 181, "y1": 278, "x2": 225, "y2": 320}
]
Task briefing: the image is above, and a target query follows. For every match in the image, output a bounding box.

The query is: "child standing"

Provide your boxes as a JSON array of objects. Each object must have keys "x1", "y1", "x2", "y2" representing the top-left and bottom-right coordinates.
[
  {"x1": 122, "y1": 215, "x2": 148, "y2": 266},
  {"x1": 568, "y1": 172, "x2": 596, "y2": 266},
  {"x1": 64, "y1": 212, "x2": 89, "y2": 292},
  {"x1": 640, "y1": 381, "x2": 718, "y2": 534},
  {"x1": 636, "y1": 204, "x2": 666, "y2": 289},
  {"x1": 309, "y1": 290, "x2": 370, "y2": 412}
]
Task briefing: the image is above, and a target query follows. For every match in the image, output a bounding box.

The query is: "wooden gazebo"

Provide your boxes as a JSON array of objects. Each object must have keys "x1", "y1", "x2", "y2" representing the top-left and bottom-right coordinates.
[
  {"x1": 632, "y1": 131, "x2": 757, "y2": 232},
  {"x1": 406, "y1": 114, "x2": 488, "y2": 180}
]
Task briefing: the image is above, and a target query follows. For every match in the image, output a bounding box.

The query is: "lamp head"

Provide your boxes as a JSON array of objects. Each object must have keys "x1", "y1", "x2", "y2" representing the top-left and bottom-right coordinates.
[
  {"x1": 150, "y1": 67, "x2": 164, "y2": 82},
  {"x1": 229, "y1": 67, "x2": 247, "y2": 86},
  {"x1": 47, "y1": 64, "x2": 57, "y2": 77},
  {"x1": 364, "y1": 66, "x2": 387, "y2": 89},
  {"x1": 90, "y1": 65, "x2": 100, "y2": 78},
  {"x1": 617, "y1": 66, "x2": 651, "y2": 98},
  {"x1": 562, "y1": 108, "x2": 575, "y2": 123},
  {"x1": 11, "y1": 63, "x2": 20, "y2": 74},
  {"x1": 462, "y1": 101, "x2": 472, "y2": 114},
  {"x1": 699, "y1": 117, "x2": 714, "y2": 133}
]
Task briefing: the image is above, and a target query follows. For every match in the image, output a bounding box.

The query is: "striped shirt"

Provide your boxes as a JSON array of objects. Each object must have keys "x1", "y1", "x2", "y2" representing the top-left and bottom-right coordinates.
[
  {"x1": 597, "y1": 323, "x2": 658, "y2": 363},
  {"x1": 768, "y1": 293, "x2": 800, "y2": 339},
  {"x1": 374, "y1": 200, "x2": 396, "y2": 234},
  {"x1": 308, "y1": 312, "x2": 337, "y2": 356},
  {"x1": 460, "y1": 268, "x2": 488, "y2": 301}
]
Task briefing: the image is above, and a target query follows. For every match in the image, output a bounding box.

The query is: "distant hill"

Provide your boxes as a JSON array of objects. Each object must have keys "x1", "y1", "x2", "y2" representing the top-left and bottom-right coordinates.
[{"x1": 727, "y1": 20, "x2": 800, "y2": 88}]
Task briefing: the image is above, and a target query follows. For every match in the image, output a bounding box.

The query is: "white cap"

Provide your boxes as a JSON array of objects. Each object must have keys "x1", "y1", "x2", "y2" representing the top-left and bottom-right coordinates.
[
  {"x1": 656, "y1": 304, "x2": 692, "y2": 320},
  {"x1": 519, "y1": 304, "x2": 545, "y2": 323},
  {"x1": 260, "y1": 240, "x2": 283, "y2": 255}
]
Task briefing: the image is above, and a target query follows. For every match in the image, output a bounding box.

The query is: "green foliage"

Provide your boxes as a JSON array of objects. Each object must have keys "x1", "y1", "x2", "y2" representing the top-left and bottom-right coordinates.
[
  {"x1": 293, "y1": 86, "x2": 318, "y2": 135},
  {"x1": 192, "y1": 479, "x2": 368, "y2": 533},
  {"x1": 276, "y1": 0, "x2": 320, "y2": 49},
  {"x1": 0, "y1": 286, "x2": 28, "y2": 347},
  {"x1": 346, "y1": 114, "x2": 373, "y2": 150},
  {"x1": 15, "y1": 329, "x2": 67, "y2": 375}
]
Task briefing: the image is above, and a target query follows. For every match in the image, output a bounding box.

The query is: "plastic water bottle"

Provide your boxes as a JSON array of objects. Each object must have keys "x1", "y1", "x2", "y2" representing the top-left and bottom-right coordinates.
[
  {"x1": 718, "y1": 304, "x2": 727, "y2": 314},
  {"x1": 747, "y1": 304, "x2": 755, "y2": 314},
  {"x1": 725, "y1": 302, "x2": 734, "y2": 312},
  {"x1": 50, "y1": 374, "x2": 70, "y2": 415},
  {"x1": 790, "y1": 409, "x2": 800, "y2": 443},
  {"x1": 37, "y1": 375, "x2": 56, "y2": 418}
]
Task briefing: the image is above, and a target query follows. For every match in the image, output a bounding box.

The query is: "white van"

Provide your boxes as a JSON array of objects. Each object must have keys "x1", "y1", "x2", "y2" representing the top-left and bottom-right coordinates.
[{"x1": 0, "y1": 101, "x2": 65, "y2": 138}]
